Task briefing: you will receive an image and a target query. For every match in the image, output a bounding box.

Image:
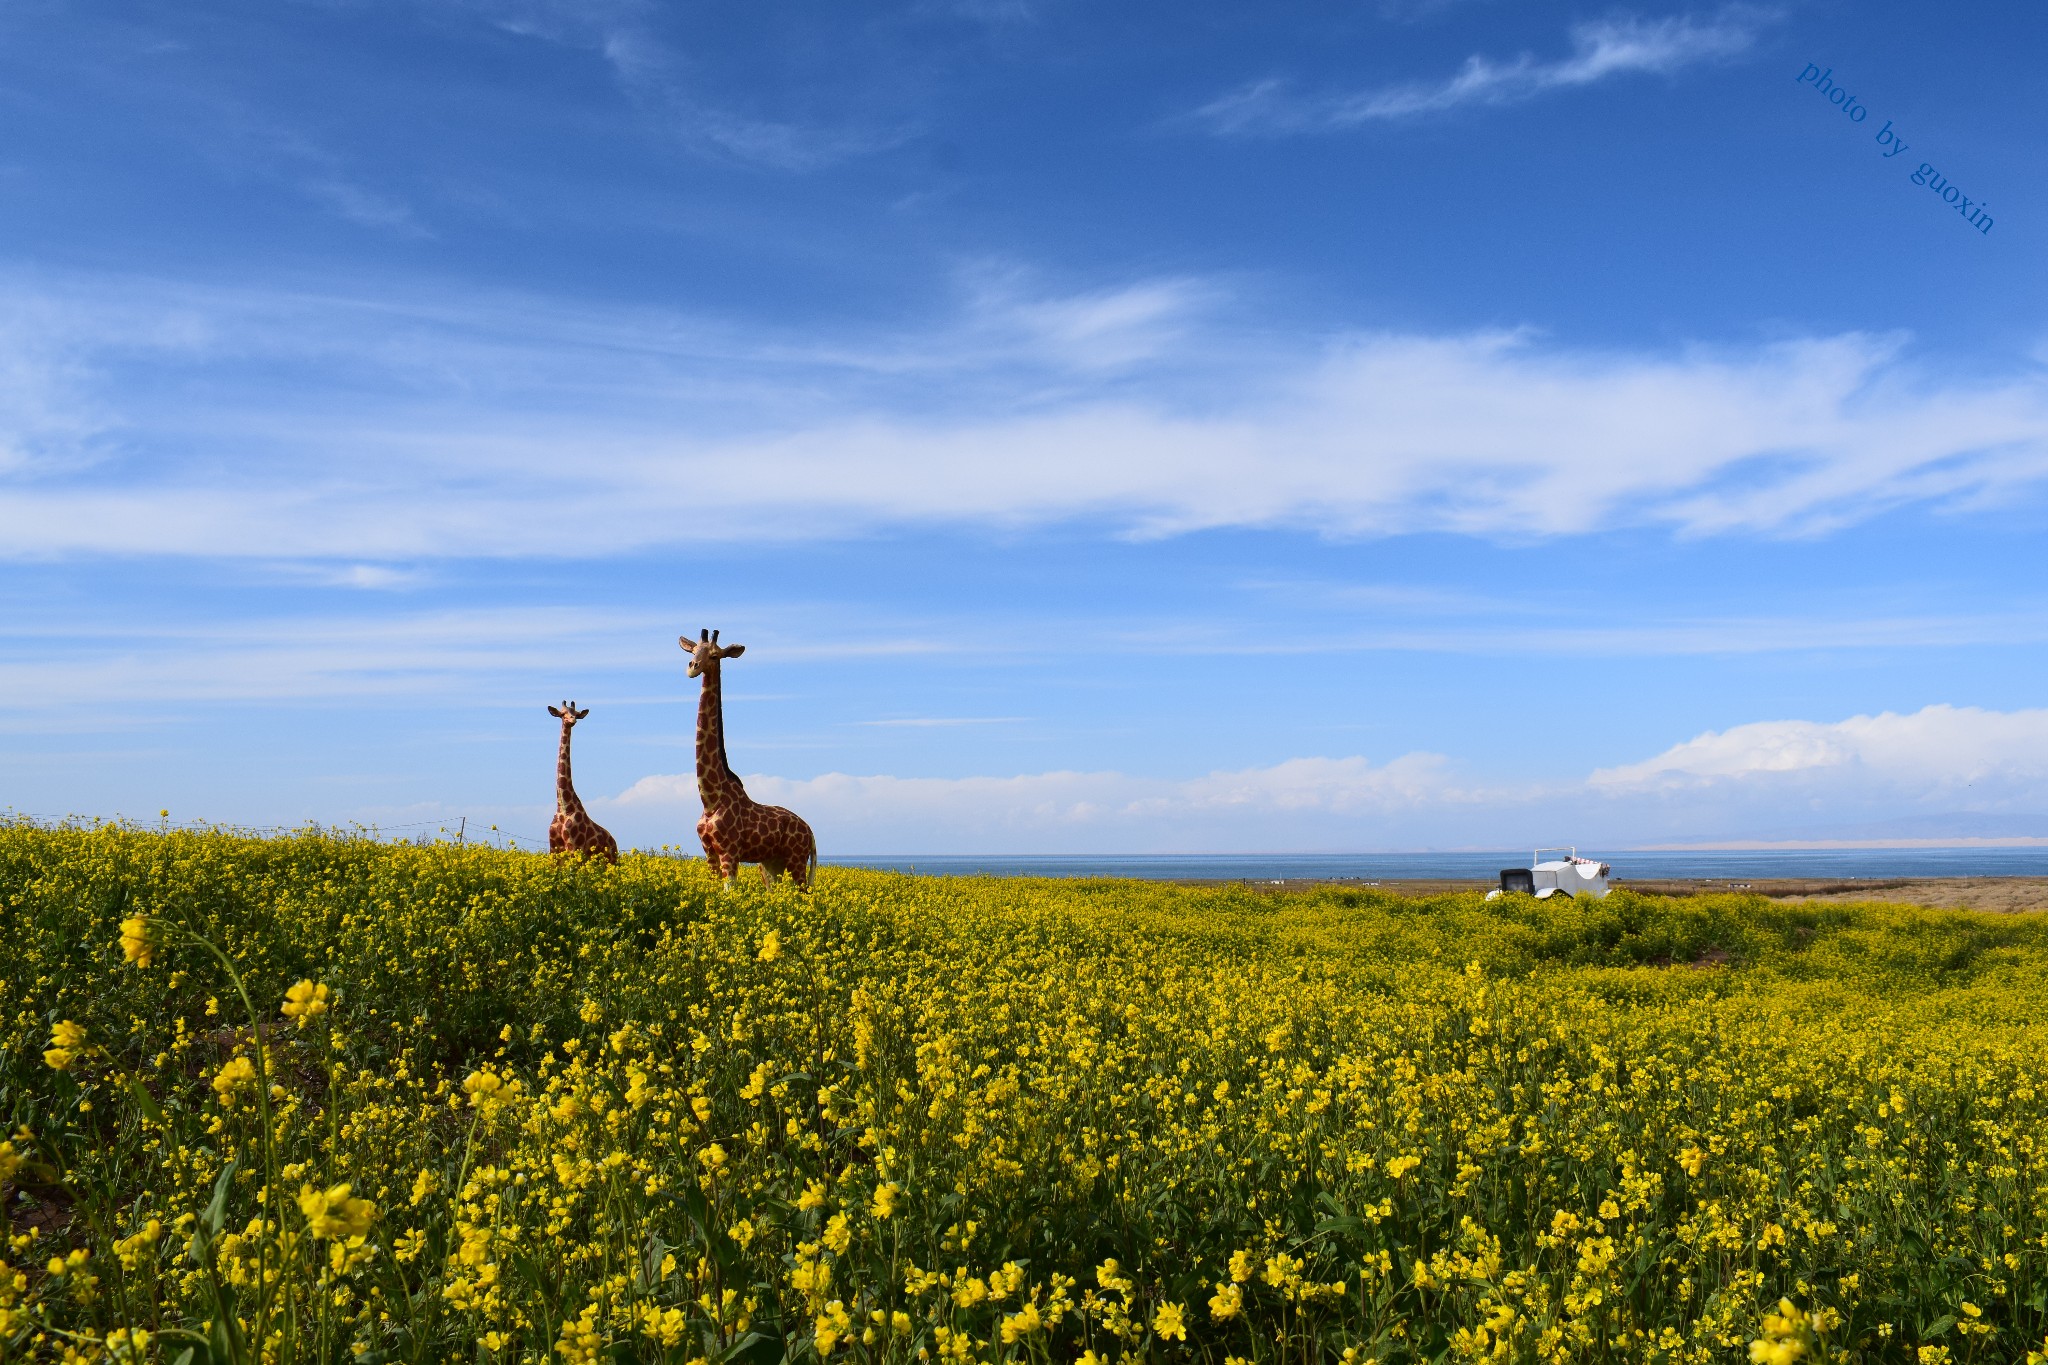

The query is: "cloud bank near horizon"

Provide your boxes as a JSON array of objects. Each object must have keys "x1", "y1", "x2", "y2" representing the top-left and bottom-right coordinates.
[
  {"x1": 608, "y1": 704, "x2": 2048, "y2": 852},
  {"x1": 5, "y1": 272, "x2": 2048, "y2": 561}
]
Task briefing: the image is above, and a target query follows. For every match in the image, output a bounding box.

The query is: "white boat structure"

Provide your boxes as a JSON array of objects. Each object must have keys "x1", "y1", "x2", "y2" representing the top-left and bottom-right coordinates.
[{"x1": 1486, "y1": 847, "x2": 1612, "y2": 901}]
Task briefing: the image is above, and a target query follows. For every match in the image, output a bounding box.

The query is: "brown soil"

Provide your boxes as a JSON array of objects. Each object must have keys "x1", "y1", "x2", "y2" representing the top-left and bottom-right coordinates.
[{"x1": 1753, "y1": 876, "x2": 2048, "y2": 913}]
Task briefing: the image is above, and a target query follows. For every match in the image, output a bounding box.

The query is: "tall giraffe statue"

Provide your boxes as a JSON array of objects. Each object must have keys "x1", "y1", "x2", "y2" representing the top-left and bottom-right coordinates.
[
  {"x1": 547, "y1": 701, "x2": 619, "y2": 863},
  {"x1": 681, "y1": 629, "x2": 817, "y2": 888}
]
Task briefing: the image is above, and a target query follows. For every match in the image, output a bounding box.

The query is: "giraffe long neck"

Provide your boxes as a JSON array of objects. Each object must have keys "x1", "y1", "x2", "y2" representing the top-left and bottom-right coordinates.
[
  {"x1": 696, "y1": 667, "x2": 747, "y2": 811},
  {"x1": 557, "y1": 723, "x2": 586, "y2": 816}
]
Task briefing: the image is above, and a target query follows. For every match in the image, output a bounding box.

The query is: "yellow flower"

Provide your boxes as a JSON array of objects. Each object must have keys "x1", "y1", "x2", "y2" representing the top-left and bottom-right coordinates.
[
  {"x1": 759, "y1": 930, "x2": 782, "y2": 961},
  {"x1": 1152, "y1": 1301, "x2": 1188, "y2": 1341},
  {"x1": 281, "y1": 979, "x2": 332, "y2": 1027},
  {"x1": 1678, "y1": 1144, "x2": 1707, "y2": 1176},
  {"x1": 1227, "y1": 1248, "x2": 1254, "y2": 1282},
  {"x1": 105, "y1": 1327, "x2": 152, "y2": 1360},
  {"x1": 462, "y1": 1069, "x2": 510, "y2": 1116},
  {"x1": 814, "y1": 1300, "x2": 853, "y2": 1355},
  {"x1": 1750, "y1": 1298, "x2": 1811, "y2": 1365},
  {"x1": 299, "y1": 1182, "x2": 376, "y2": 1240},
  {"x1": 113, "y1": 1219, "x2": 163, "y2": 1270},
  {"x1": 1000, "y1": 1300, "x2": 1044, "y2": 1343},
  {"x1": 642, "y1": 1305, "x2": 689, "y2": 1348},
  {"x1": 870, "y1": 1182, "x2": 900, "y2": 1219},
  {"x1": 211, "y1": 1054, "x2": 257, "y2": 1102},
  {"x1": 798, "y1": 1179, "x2": 828, "y2": 1211},
  {"x1": 44, "y1": 1019, "x2": 86, "y2": 1071},
  {"x1": 118, "y1": 916, "x2": 154, "y2": 967},
  {"x1": 1209, "y1": 1282, "x2": 1243, "y2": 1319},
  {"x1": 1385, "y1": 1154, "x2": 1422, "y2": 1180}
]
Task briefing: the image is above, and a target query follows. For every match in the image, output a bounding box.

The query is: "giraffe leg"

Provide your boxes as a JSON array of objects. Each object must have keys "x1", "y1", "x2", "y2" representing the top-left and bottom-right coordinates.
[
  {"x1": 761, "y1": 858, "x2": 784, "y2": 886},
  {"x1": 699, "y1": 826, "x2": 736, "y2": 887},
  {"x1": 719, "y1": 853, "x2": 741, "y2": 887}
]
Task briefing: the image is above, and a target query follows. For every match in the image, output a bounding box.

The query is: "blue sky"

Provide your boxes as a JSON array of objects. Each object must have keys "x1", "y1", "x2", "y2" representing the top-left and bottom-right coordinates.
[{"x1": 5, "y1": 0, "x2": 2048, "y2": 853}]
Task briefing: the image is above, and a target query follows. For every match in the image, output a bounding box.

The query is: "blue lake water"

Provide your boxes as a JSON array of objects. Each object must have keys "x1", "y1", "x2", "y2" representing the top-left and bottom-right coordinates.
[{"x1": 823, "y1": 848, "x2": 2048, "y2": 881}]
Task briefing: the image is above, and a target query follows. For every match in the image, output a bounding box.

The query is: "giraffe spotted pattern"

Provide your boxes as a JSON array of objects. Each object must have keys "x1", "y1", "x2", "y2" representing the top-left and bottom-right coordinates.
[
  {"x1": 682, "y1": 630, "x2": 817, "y2": 888},
  {"x1": 547, "y1": 702, "x2": 619, "y2": 864}
]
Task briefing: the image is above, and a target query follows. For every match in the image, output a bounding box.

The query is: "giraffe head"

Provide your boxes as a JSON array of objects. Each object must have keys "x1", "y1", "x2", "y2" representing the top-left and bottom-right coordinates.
[
  {"x1": 680, "y1": 628, "x2": 746, "y2": 678},
  {"x1": 547, "y1": 701, "x2": 590, "y2": 726}
]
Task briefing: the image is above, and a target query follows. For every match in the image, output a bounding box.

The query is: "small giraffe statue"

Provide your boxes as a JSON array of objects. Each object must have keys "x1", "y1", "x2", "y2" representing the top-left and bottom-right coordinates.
[
  {"x1": 547, "y1": 701, "x2": 619, "y2": 863},
  {"x1": 681, "y1": 629, "x2": 816, "y2": 888}
]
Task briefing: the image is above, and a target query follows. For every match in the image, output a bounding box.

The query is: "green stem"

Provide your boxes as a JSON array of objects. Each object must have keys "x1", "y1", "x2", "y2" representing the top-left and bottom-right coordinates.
[{"x1": 165, "y1": 920, "x2": 285, "y2": 1358}]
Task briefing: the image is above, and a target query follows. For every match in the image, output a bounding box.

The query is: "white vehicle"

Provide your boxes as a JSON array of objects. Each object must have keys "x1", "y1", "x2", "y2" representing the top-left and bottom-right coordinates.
[{"x1": 1486, "y1": 847, "x2": 1612, "y2": 901}]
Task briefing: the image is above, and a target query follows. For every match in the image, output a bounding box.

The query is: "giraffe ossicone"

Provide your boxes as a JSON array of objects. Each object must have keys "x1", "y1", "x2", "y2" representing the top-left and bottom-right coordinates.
[
  {"x1": 680, "y1": 629, "x2": 817, "y2": 889},
  {"x1": 547, "y1": 700, "x2": 619, "y2": 864}
]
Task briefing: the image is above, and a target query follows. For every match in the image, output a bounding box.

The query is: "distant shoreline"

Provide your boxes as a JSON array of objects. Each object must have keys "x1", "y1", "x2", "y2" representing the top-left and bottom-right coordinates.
[{"x1": 1633, "y1": 837, "x2": 2048, "y2": 850}]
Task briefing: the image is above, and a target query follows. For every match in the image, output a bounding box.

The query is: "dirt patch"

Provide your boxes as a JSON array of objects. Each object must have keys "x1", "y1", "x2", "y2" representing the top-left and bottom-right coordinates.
[
  {"x1": 1614, "y1": 877, "x2": 2048, "y2": 912},
  {"x1": 1765, "y1": 876, "x2": 2048, "y2": 913}
]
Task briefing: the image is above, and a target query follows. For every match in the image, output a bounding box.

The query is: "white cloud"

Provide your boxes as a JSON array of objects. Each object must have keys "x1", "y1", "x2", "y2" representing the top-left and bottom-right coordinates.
[
  {"x1": 612, "y1": 705, "x2": 2048, "y2": 852},
  {"x1": 612, "y1": 752, "x2": 1498, "y2": 850},
  {"x1": 1590, "y1": 704, "x2": 2048, "y2": 796},
  {"x1": 1197, "y1": 8, "x2": 1769, "y2": 133},
  {"x1": 4, "y1": 272, "x2": 2048, "y2": 558}
]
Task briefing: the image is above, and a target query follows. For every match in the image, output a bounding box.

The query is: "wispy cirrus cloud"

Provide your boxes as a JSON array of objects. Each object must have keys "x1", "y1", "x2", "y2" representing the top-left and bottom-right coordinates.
[
  {"x1": 856, "y1": 717, "x2": 1027, "y2": 728},
  {"x1": 440, "y1": 0, "x2": 904, "y2": 169},
  {"x1": 1196, "y1": 7, "x2": 1771, "y2": 134},
  {"x1": 5, "y1": 268, "x2": 2048, "y2": 560}
]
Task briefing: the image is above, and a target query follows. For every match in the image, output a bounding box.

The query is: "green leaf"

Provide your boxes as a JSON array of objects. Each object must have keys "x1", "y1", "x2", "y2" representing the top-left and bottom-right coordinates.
[
  {"x1": 204, "y1": 1159, "x2": 238, "y2": 1238},
  {"x1": 129, "y1": 1073, "x2": 166, "y2": 1124}
]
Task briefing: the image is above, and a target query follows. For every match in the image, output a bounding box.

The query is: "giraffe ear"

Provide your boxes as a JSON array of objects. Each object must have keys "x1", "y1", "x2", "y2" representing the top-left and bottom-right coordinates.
[
  {"x1": 575, "y1": 707, "x2": 590, "y2": 720},
  {"x1": 722, "y1": 644, "x2": 745, "y2": 658},
  {"x1": 547, "y1": 705, "x2": 563, "y2": 718}
]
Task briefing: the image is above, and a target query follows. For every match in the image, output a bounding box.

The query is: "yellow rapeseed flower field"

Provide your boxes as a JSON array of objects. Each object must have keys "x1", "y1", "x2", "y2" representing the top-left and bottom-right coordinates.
[{"x1": 2, "y1": 820, "x2": 2047, "y2": 1363}]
